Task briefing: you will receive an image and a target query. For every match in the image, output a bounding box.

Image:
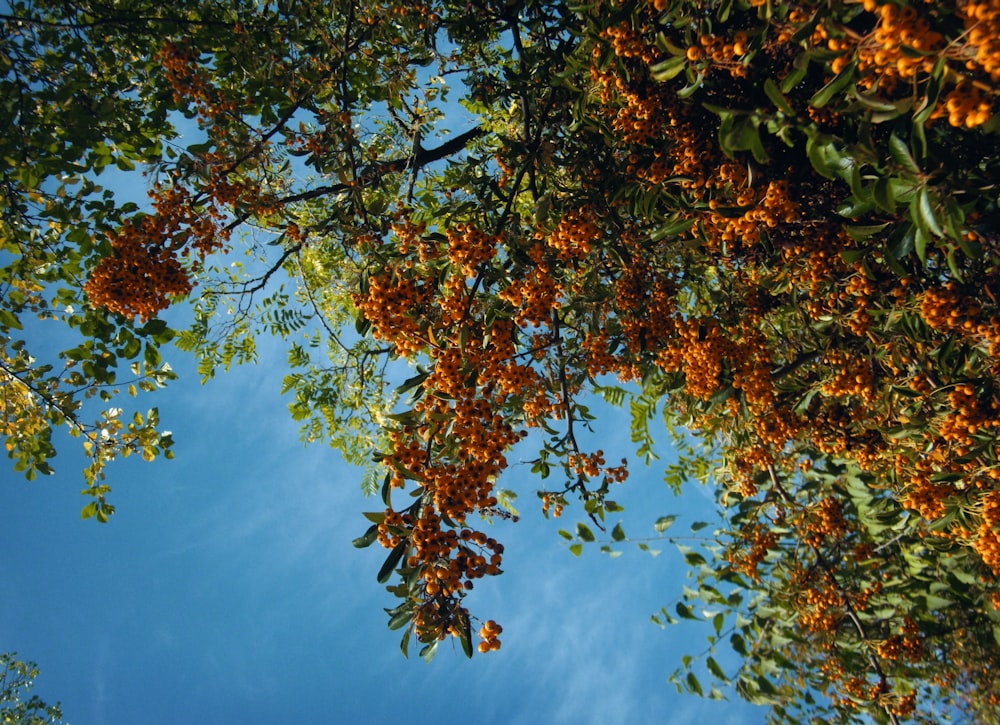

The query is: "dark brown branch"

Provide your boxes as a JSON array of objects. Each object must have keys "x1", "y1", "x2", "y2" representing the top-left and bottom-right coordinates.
[
  {"x1": 360, "y1": 125, "x2": 485, "y2": 184},
  {"x1": 223, "y1": 126, "x2": 486, "y2": 228},
  {"x1": 770, "y1": 350, "x2": 820, "y2": 380},
  {"x1": 204, "y1": 243, "x2": 302, "y2": 299},
  {"x1": 229, "y1": 95, "x2": 314, "y2": 172}
]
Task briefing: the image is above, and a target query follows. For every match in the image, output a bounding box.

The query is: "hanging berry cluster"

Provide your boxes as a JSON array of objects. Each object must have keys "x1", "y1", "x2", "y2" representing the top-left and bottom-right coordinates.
[
  {"x1": 85, "y1": 40, "x2": 285, "y2": 320},
  {"x1": 351, "y1": 203, "x2": 634, "y2": 655}
]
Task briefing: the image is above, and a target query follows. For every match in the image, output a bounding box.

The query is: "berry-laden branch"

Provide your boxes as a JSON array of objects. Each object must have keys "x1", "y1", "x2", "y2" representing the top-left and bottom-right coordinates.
[
  {"x1": 15, "y1": 0, "x2": 1000, "y2": 719},
  {"x1": 766, "y1": 464, "x2": 901, "y2": 725}
]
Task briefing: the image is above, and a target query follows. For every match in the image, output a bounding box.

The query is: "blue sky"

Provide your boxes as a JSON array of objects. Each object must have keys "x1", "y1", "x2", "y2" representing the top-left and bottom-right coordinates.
[{"x1": 2, "y1": 322, "x2": 770, "y2": 724}]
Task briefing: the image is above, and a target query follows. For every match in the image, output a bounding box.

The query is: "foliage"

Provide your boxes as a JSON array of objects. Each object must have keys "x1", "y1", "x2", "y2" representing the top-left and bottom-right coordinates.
[
  {"x1": 0, "y1": 653, "x2": 64, "y2": 725},
  {"x1": 2, "y1": 0, "x2": 182, "y2": 514},
  {"x1": 3, "y1": 0, "x2": 1000, "y2": 721}
]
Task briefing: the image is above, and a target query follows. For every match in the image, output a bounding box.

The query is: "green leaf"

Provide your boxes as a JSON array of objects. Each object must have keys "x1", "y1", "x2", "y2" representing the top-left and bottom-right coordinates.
[
  {"x1": 353, "y1": 524, "x2": 379, "y2": 548},
  {"x1": 678, "y1": 72, "x2": 705, "y2": 99},
  {"x1": 730, "y1": 633, "x2": 748, "y2": 656},
  {"x1": 923, "y1": 593, "x2": 954, "y2": 611},
  {"x1": 377, "y1": 542, "x2": 406, "y2": 583},
  {"x1": 81, "y1": 502, "x2": 99, "y2": 520},
  {"x1": 419, "y1": 640, "x2": 439, "y2": 663},
  {"x1": 946, "y1": 247, "x2": 964, "y2": 281},
  {"x1": 718, "y1": 115, "x2": 770, "y2": 164},
  {"x1": 806, "y1": 133, "x2": 849, "y2": 180},
  {"x1": 914, "y1": 224, "x2": 929, "y2": 265},
  {"x1": 650, "y1": 216, "x2": 696, "y2": 242},
  {"x1": 611, "y1": 522, "x2": 626, "y2": 541},
  {"x1": 916, "y1": 185, "x2": 944, "y2": 237},
  {"x1": 400, "y1": 628, "x2": 412, "y2": 658},
  {"x1": 0, "y1": 309, "x2": 22, "y2": 331},
  {"x1": 576, "y1": 522, "x2": 595, "y2": 542},
  {"x1": 140, "y1": 319, "x2": 169, "y2": 337},
  {"x1": 706, "y1": 656, "x2": 727, "y2": 681},
  {"x1": 654, "y1": 515, "x2": 676, "y2": 533},
  {"x1": 655, "y1": 33, "x2": 688, "y2": 57},
  {"x1": 913, "y1": 55, "x2": 946, "y2": 128},
  {"x1": 650, "y1": 56, "x2": 687, "y2": 82},
  {"x1": 888, "y1": 133, "x2": 919, "y2": 174},
  {"x1": 781, "y1": 60, "x2": 809, "y2": 94},
  {"x1": 685, "y1": 551, "x2": 707, "y2": 566},
  {"x1": 387, "y1": 609, "x2": 413, "y2": 630},
  {"x1": 873, "y1": 177, "x2": 896, "y2": 213},
  {"x1": 844, "y1": 223, "x2": 889, "y2": 244},
  {"x1": 676, "y1": 602, "x2": 697, "y2": 620},
  {"x1": 809, "y1": 60, "x2": 857, "y2": 108},
  {"x1": 763, "y1": 78, "x2": 794, "y2": 115},
  {"x1": 143, "y1": 343, "x2": 161, "y2": 368},
  {"x1": 686, "y1": 672, "x2": 704, "y2": 696},
  {"x1": 458, "y1": 611, "x2": 473, "y2": 658},
  {"x1": 395, "y1": 371, "x2": 429, "y2": 395}
]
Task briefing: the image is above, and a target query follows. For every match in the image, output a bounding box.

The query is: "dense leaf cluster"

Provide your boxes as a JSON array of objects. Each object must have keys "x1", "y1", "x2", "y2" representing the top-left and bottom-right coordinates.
[{"x1": 0, "y1": 652, "x2": 64, "y2": 725}]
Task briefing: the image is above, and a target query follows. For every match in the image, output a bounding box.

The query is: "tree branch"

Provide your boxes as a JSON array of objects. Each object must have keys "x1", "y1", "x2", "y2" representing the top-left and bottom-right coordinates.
[
  {"x1": 204, "y1": 242, "x2": 302, "y2": 298},
  {"x1": 359, "y1": 125, "x2": 485, "y2": 184}
]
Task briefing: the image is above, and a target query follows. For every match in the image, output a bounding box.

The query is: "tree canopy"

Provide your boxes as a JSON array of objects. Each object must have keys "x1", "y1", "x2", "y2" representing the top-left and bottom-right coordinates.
[
  {"x1": 3, "y1": 0, "x2": 1000, "y2": 721},
  {"x1": 0, "y1": 653, "x2": 64, "y2": 725}
]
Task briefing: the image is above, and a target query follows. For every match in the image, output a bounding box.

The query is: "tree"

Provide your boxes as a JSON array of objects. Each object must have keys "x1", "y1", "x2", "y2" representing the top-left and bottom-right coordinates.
[
  {"x1": 2, "y1": 0, "x2": 1000, "y2": 721},
  {"x1": 2, "y1": 0, "x2": 183, "y2": 517},
  {"x1": 0, "y1": 653, "x2": 64, "y2": 725}
]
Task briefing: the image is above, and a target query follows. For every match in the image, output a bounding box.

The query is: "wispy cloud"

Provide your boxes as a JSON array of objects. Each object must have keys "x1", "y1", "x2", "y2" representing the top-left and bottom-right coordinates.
[{"x1": 90, "y1": 637, "x2": 111, "y2": 725}]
